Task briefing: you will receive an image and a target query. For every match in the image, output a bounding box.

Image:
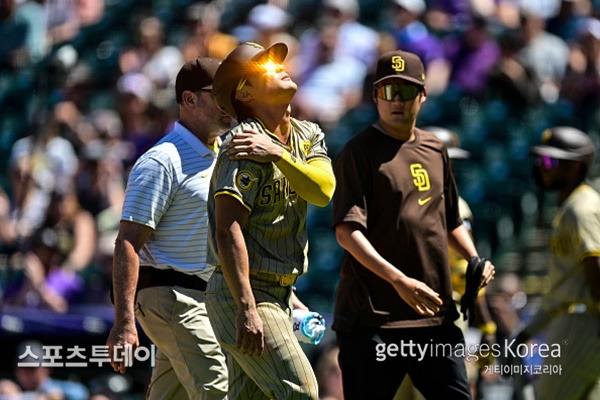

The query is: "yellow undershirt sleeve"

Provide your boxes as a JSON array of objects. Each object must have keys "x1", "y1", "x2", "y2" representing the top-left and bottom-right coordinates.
[{"x1": 275, "y1": 151, "x2": 336, "y2": 207}]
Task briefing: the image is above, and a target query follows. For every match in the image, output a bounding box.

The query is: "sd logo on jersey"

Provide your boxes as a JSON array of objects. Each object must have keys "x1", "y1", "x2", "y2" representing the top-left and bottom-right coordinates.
[
  {"x1": 410, "y1": 163, "x2": 430, "y2": 191},
  {"x1": 236, "y1": 170, "x2": 257, "y2": 191}
]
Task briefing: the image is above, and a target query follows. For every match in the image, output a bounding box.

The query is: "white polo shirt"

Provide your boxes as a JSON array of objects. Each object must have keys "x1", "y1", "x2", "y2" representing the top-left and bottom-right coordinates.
[{"x1": 121, "y1": 122, "x2": 219, "y2": 281}]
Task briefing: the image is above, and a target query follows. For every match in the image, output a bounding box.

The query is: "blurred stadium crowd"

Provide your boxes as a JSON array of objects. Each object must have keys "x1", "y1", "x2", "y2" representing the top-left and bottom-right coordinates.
[{"x1": 0, "y1": 0, "x2": 599, "y2": 398}]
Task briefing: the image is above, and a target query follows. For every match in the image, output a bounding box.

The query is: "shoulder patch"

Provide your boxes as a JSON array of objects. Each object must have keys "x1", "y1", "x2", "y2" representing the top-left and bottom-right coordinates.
[
  {"x1": 236, "y1": 170, "x2": 257, "y2": 191},
  {"x1": 302, "y1": 141, "x2": 311, "y2": 156}
]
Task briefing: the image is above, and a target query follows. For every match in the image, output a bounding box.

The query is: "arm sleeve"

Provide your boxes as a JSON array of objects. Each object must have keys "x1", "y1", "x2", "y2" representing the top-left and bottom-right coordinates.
[{"x1": 275, "y1": 151, "x2": 335, "y2": 207}]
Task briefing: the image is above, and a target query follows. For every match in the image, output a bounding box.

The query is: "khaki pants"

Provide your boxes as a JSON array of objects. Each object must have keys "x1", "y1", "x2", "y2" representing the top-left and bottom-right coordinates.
[
  {"x1": 136, "y1": 286, "x2": 228, "y2": 400},
  {"x1": 205, "y1": 270, "x2": 318, "y2": 400}
]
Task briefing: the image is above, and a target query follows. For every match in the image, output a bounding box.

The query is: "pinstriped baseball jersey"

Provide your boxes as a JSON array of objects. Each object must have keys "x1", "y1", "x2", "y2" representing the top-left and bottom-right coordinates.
[
  {"x1": 207, "y1": 117, "x2": 330, "y2": 275},
  {"x1": 534, "y1": 183, "x2": 600, "y2": 399},
  {"x1": 121, "y1": 122, "x2": 218, "y2": 281},
  {"x1": 545, "y1": 184, "x2": 600, "y2": 308}
]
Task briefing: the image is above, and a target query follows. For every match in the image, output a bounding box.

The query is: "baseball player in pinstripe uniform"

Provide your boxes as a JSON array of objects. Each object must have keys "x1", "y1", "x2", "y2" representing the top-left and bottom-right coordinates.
[
  {"x1": 515, "y1": 126, "x2": 600, "y2": 399},
  {"x1": 107, "y1": 58, "x2": 230, "y2": 399},
  {"x1": 205, "y1": 42, "x2": 335, "y2": 400}
]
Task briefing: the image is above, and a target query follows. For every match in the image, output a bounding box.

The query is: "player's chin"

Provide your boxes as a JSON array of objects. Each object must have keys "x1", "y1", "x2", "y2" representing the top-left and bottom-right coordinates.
[{"x1": 281, "y1": 80, "x2": 298, "y2": 92}]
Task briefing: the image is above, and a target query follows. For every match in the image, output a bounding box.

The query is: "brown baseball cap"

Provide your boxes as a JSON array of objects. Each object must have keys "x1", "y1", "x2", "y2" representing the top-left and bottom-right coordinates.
[
  {"x1": 530, "y1": 126, "x2": 595, "y2": 168},
  {"x1": 374, "y1": 50, "x2": 426, "y2": 86},
  {"x1": 213, "y1": 42, "x2": 288, "y2": 118},
  {"x1": 175, "y1": 57, "x2": 221, "y2": 104}
]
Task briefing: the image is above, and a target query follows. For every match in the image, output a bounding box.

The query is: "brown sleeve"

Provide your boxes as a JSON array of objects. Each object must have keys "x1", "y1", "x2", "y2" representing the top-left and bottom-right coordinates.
[{"x1": 332, "y1": 139, "x2": 370, "y2": 230}]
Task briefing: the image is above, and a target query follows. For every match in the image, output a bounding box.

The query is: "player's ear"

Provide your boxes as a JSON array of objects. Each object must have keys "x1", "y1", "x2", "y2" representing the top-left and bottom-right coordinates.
[
  {"x1": 182, "y1": 90, "x2": 197, "y2": 108},
  {"x1": 420, "y1": 87, "x2": 427, "y2": 104},
  {"x1": 235, "y1": 89, "x2": 252, "y2": 103},
  {"x1": 372, "y1": 87, "x2": 378, "y2": 104}
]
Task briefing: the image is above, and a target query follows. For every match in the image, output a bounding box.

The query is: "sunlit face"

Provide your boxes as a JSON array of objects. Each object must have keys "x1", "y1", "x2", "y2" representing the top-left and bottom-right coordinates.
[{"x1": 237, "y1": 58, "x2": 297, "y2": 105}]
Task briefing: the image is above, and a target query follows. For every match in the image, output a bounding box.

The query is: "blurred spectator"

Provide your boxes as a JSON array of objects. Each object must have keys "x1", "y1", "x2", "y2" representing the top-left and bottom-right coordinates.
[
  {"x1": 244, "y1": 3, "x2": 298, "y2": 60},
  {"x1": 75, "y1": 109, "x2": 128, "y2": 217},
  {"x1": 519, "y1": 9, "x2": 569, "y2": 104},
  {"x1": 388, "y1": 0, "x2": 451, "y2": 95},
  {"x1": 297, "y1": 0, "x2": 379, "y2": 75},
  {"x1": 180, "y1": 2, "x2": 238, "y2": 61},
  {"x1": 46, "y1": 0, "x2": 80, "y2": 46},
  {"x1": 115, "y1": 72, "x2": 158, "y2": 160},
  {"x1": 15, "y1": 0, "x2": 49, "y2": 64},
  {"x1": 117, "y1": 46, "x2": 143, "y2": 75},
  {"x1": 293, "y1": 24, "x2": 367, "y2": 130},
  {"x1": 75, "y1": 0, "x2": 105, "y2": 27},
  {"x1": 559, "y1": 17, "x2": 600, "y2": 129},
  {"x1": 137, "y1": 16, "x2": 184, "y2": 89},
  {"x1": 12, "y1": 340, "x2": 88, "y2": 400},
  {"x1": 0, "y1": 0, "x2": 31, "y2": 70},
  {"x1": 546, "y1": 0, "x2": 592, "y2": 41},
  {"x1": 0, "y1": 186, "x2": 19, "y2": 253},
  {"x1": 4, "y1": 185, "x2": 95, "y2": 313},
  {"x1": 486, "y1": 28, "x2": 541, "y2": 116},
  {"x1": 0, "y1": 378, "x2": 22, "y2": 397},
  {"x1": 445, "y1": 15, "x2": 501, "y2": 99},
  {"x1": 8, "y1": 112, "x2": 79, "y2": 239}
]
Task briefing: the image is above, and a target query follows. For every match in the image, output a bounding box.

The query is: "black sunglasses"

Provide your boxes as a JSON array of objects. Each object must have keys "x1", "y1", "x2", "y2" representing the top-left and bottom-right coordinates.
[{"x1": 376, "y1": 84, "x2": 421, "y2": 101}]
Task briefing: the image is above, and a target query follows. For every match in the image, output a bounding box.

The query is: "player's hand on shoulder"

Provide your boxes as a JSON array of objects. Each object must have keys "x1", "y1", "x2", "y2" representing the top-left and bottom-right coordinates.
[
  {"x1": 107, "y1": 320, "x2": 139, "y2": 374},
  {"x1": 393, "y1": 276, "x2": 443, "y2": 317},
  {"x1": 227, "y1": 128, "x2": 283, "y2": 163},
  {"x1": 236, "y1": 306, "x2": 265, "y2": 356},
  {"x1": 479, "y1": 259, "x2": 496, "y2": 289}
]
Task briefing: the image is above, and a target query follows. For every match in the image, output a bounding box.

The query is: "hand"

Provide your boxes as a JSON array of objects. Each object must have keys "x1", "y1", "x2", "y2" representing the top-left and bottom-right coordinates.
[
  {"x1": 236, "y1": 306, "x2": 264, "y2": 356},
  {"x1": 227, "y1": 129, "x2": 283, "y2": 163},
  {"x1": 107, "y1": 320, "x2": 139, "y2": 374},
  {"x1": 479, "y1": 259, "x2": 496, "y2": 289},
  {"x1": 393, "y1": 276, "x2": 443, "y2": 316},
  {"x1": 291, "y1": 290, "x2": 309, "y2": 311}
]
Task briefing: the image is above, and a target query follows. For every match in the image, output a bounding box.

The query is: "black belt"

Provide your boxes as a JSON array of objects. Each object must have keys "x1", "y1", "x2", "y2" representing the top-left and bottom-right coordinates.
[{"x1": 137, "y1": 266, "x2": 207, "y2": 293}]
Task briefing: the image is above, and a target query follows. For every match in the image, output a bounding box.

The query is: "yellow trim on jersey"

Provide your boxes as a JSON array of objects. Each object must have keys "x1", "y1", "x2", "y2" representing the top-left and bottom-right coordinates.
[
  {"x1": 579, "y1": 251, "x2": 600, "y2": 262},
  {"x1": 214, "y1": 190, "x2": 252, "y2": 213},
  {"x1": 275, "y1": 151, "x2": 335, "y2": 207},
  {"x1": 210, "y1": 138, "x2": 221, "y2": 153}
]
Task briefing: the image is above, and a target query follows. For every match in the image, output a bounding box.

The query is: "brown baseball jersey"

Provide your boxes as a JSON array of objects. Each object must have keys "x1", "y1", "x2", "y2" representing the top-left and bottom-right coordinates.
[
  {"x1": 207, "y1": 117, "x2": 331, "y2": 275},
  {"x1": 332, "y1": 125, "x2": 462, "y2": 330}
]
